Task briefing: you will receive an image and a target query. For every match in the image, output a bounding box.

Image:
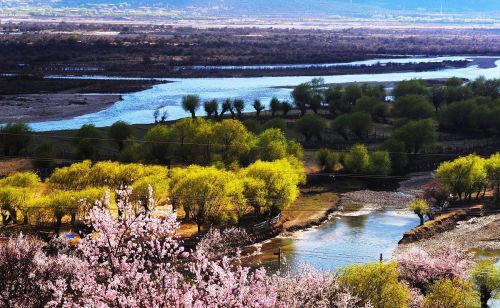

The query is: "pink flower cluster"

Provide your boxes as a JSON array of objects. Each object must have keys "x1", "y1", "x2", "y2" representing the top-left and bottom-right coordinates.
[
  {"x1": 1, "y1": 187, "x2": 366, "y2": 307},
  {"x1": 397, "y1": 246, "x2": 473, "y2": 297}
]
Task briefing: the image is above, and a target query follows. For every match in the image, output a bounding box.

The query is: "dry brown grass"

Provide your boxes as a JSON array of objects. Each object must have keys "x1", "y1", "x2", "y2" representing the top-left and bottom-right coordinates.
[
  {"x1": 281, "y1": 189, "x2": 338, "y2": 229},
  {"x1": 0, "y1": 159, "x2": 33, "y2": 176}
]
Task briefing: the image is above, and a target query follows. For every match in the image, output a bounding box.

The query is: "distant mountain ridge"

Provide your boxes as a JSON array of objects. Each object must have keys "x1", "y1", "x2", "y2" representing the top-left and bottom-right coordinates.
[{"x1": 2, "y1": 0, "x2": 499, "y2": 16}]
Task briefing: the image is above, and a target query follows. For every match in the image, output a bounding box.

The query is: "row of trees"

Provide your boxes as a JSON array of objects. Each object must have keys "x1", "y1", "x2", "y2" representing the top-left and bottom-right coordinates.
[
  {"x1": 73, "y1": 118, "x2": 303, "y2": 167},
  {"x1": 1, "y1": 190, "x2": 498, "y2": 307},
  {"x1": 315, "y1": 118, "x2": 438, "y2": 176},
  {"x1": 390, "y1": 78, "x2": 500, "y2": 135},
  {"x1": 435, "y1": 153, "x2": 500, "y2": 203},
  {"x1": 0, "y1": 157, "x2": 305, "y2": 233},
  {"x1": 316, "y1": 144, "x2": 392, "y2": 175}
]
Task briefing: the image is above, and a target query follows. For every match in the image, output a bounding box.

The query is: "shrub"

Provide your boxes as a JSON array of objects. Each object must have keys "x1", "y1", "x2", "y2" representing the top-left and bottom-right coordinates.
[
  {"x1": 296, "y1": 115, "x2": 326, "y2": 142},
  {"x1": 369, "y1": 151, "x2": 391, "y2": 175},
  {"x1": 343, "y1": 144, "x2": 370, "y2": 174},
  {"x1": 109, "y1": 120, "x2": 133, "y2": 151},
  {"x1": 316, "y1": 148, "x2": 340, "y2": 172},
  {"x1": 390, "y1": 119, "x2": 437, "y2": 154},
  {"x1": 422, "y1": 278, "x2": 480, "y2": 308},
  {"x1": 0, "y1": 122, "x2": 32, "y2": 156},
  {"x1": 338, "y1": 262, "x2": 411, "y2": 308},
  {"x1": 392, "y1": 95, "x2": 435, "y2": 120}
]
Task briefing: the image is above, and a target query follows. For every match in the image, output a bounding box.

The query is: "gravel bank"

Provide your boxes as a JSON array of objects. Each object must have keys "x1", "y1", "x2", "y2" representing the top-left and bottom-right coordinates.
[{"x1": 395, "y1": 214, "x2": 500, "y2": 256}]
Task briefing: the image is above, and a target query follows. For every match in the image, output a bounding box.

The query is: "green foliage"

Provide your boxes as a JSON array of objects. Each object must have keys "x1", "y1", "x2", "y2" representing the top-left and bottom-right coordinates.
[
  {"x1": 382, "y1": 139, "x2": 408, "y2": 173},
  {"x1": 485, "y1": 153, "x2": 500, "y2": 200},
  {"x1": 422, "y1": 278, "x2": 480, "y2": 308},
  {"x1": 331, "y1": 112, "x2": 373, "y2": 140},
  {"x1": 392, "y1": 79, "x2": 428, "y2": 99},
  {"x1": 342, "y1": 84, "x2": 363, "y2": 106},
  {"x1": 241, "y1": 157, "x2": 305, "y2": 214},
  {"x1": 0, "y1": 122, "x2": 32, "y2": 156},
  {"x1": 369, "y1": 151, "x2": 391, "y2": 175},
  {"x1": 119, "y1": 137, "x2": 142, "y2": 163},
  {"x1": 438, "y1": 98, "x2": 499, "y2": 134},
  {"x1": 347, "y1": 112, "x2": 373, "y2": 139},
  {"x1": 269, "y1": 97, "x2": 281, "y2": 117},
  {"x1": 74, "y1": 124, "x2": 103, "y2": 160},
  {"x1": 48, "y1": 160, "x2": 93, "y2": 190},
  {"x1": 140, "y1": 118, "x2": 302, "y2": 167},
  {"x1": 242, "y1": 119, "x2": 262, "y2": 134},
  {"x1": 355, "y1": 96, "x2": 381, "y2": 114},
  {"x1": 0, "y1": 172, "x2": 41, "y2": 188},
  {"x1": 338, "y1": 262, "x2": 411, "y2": 308},
  {"x1": 316, "y1": 148, "x2": 340, "y2": 172},
  {"x1": 170, "y1": 165, "x2": 242, "y2": 233},
  {"x1": 470, "y1": 260, "x2": 500, "y2": 307},
  {"x1": 109, "y1": 120, "x2": 133, "y2": 151},
  {"x1": 296, "y1": 115, "x2": 326, "y2": 142},
  {"x1": 203, "y1": 99, "x2": 219, "y2": 118},
  {"x1": 0, "y1": 186, "x2": 27, "y2": 224},
  {"x1": 181, "y1": 95, "x2": 201, "y2": 118},
  {"x1": 435, "y1": 154, "x2": 488, "y2": 201},
  {"x1": 343, "y1": 144, "x2": 370, "y2": 174},
  {"x1": 325, "y1": 85, "x2": 344, "y2": 115},
  {"x1": 252, "y1": 99, "x2": 265, "y2": 117},
  {"x1": 292, "y1": 83, "x2": 313, "y2": 115},
  {"x1": 256, "y1": 129, "x2": 288, "y2": 161},
  {"x1": 263, "y1": 119, "x2": 287, "y2": 132},
  {"x1": 392, "y1": 95, "x2": 435, "y2": 120},
  {"x1": 390, "y1": 119, "x2": 437, "y2": 154},
  {"x1": 221, "y1": 98, "x2": 234, "y2": 118},
  {"x1": 33, "y1": 143, "x2": 55, "y2": 169},
  {"x1": 233, "y1": 99, "x2": 245, "y2": 118},
  {"x1": 47, "y1": 160, "x2": 168, "y2": 191},
  {"x1": 214, "y1": 119, "x2": 254, "y2": 165},
  {"x1": 143, "y1": 124, "x2": 171, "y2": 164},
  {"x1": 281, "y1": 101, "x2": 292, "y2": 116},
  {"x1": 431, "y1": 85, "x2": 447, "y2": 111},
  {"x1": 470, "y1": 77, "x2": 500, "y2": 99},
  {"x1": 408, "y1": 199, "x2": 430, "y2": 225}
]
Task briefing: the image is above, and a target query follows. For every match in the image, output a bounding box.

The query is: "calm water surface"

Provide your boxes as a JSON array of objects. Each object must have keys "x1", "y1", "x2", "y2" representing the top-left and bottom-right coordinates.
[
  {"x1": 253, "y1": 210, "x2": 419, "y2": 272},
  {"x1": 29, "y1": 56, "x2": 500, "y2": 131}
]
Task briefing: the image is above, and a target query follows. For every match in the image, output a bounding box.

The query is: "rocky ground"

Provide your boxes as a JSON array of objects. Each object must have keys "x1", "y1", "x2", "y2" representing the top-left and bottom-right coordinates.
[{"x1": 396, "y1": 214, "x2": 500, "y2": 257}]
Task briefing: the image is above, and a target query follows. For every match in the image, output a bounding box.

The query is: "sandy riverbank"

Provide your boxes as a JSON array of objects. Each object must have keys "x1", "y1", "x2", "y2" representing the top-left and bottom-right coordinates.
[{"x1": 0, "y1": 93, "x2": 121, "y2": 122}]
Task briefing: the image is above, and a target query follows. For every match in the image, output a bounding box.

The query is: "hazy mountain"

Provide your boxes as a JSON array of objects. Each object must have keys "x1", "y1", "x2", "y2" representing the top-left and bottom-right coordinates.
[{"x1": 2, "y1": 0, "x2": 499, "y2": 16}]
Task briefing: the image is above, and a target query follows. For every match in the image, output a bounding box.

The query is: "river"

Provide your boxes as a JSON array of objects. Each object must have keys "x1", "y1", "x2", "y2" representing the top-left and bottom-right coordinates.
[
  {"x1": 251, "y1": 210, "x2": 419, "y2": 272},
  {"x1": 29, "y1": 55, "x2": 500, "y2": 131}
]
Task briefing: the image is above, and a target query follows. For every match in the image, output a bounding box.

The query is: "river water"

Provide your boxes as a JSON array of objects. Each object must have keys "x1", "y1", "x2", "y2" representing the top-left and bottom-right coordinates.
[
  {"x1": 253, "y1": 210, "x2": 419, "y2": 271},
  {"x1": 29, "y1": 55, "x2": 500, "y2": 131}
]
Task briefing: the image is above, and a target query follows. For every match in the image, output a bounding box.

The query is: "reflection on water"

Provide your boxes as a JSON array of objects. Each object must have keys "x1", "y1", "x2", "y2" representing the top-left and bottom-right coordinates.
[
  {"x1": 28, "y1": 56, "x2": 500, "y2": 131},
  {"x1": 253, "y1": 210, "x2": 419, "y2": 272}
]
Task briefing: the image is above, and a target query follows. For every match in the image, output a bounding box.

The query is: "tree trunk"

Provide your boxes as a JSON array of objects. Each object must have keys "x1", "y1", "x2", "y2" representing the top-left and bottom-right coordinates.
[
  {"x1": 23, "y1": 213, "x2": 29, "y2": 225},
  {"x1": 10, "y1": 210, "x2": 17, "y2": 224},
  {"x1": 480, "y1": 288, "x2": 490, "y2": 308},
  {"x1": 191, "y1": 111, "x2": 196, "y2": 119},
  {"x1": 71, "y1": 212, "x2": 77, "y2": 227},
  {"x1": 54, "y1": 216, "x2": 63, "y2": 235},
  {"x1": 418, "y1": 214, "x2": 424, "y2": 226},
  {"x1": 197, "y1": 221, "x2": 202, "y2": 236},
  {"x1": 1, "y1": 213, "x2": 10, "y2": 225}
]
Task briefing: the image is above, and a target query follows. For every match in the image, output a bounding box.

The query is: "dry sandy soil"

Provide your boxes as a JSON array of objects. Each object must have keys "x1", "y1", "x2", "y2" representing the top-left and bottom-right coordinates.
[{"x1": 0, "y1": 93, "x2": 120, "y2": 122}]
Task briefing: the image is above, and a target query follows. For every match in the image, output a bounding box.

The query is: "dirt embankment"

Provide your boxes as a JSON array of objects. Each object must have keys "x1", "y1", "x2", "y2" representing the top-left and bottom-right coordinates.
[
  {"x1": 396, "y1": 207, "x2": 500, "y2": 256},
  {"x1": 0, "y1": 78, "x2": 162, "y2": 122}
]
